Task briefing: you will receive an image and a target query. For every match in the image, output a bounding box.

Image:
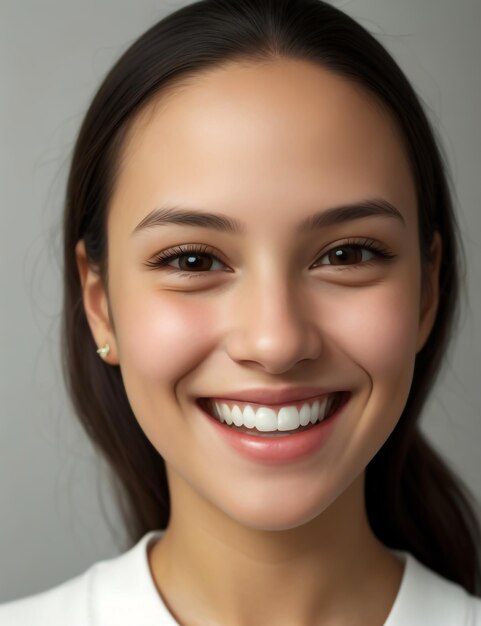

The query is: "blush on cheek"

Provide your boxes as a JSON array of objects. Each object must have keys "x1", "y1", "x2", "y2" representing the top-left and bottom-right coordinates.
[
  {"x1": 329, "y1": 287, "x2": 420, "y2": 381},
  {"x1": 119, "y1": 295, "x2": 217, "y2": 380}
]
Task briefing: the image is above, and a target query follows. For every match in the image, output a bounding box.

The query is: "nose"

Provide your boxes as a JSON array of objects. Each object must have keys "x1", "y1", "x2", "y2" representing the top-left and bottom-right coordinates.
[{"x1": 224, "y1": 271, "x2": 323, "y2": 374}]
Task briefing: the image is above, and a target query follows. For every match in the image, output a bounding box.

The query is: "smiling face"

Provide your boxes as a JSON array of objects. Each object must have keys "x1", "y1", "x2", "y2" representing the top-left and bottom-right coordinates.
[{"x1": 77, "y1": 58, "x2": 441, "y2": 532}]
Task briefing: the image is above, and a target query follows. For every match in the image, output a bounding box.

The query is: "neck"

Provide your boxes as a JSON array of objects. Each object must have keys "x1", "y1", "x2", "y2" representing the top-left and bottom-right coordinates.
[{"x1": 148, "y1": 471, "x2": 404, "y2": 626}]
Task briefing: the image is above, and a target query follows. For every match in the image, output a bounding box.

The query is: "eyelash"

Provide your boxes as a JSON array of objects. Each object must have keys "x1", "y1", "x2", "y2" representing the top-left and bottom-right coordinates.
[{"x1": 144, "y1": 239, "x2": 397, "y2": 279}]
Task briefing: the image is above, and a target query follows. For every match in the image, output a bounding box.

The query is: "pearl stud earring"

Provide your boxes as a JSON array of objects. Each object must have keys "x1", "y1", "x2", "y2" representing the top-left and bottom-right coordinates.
[{"x1": 96, "y1": 343, "x2": 110, "y2": 359}]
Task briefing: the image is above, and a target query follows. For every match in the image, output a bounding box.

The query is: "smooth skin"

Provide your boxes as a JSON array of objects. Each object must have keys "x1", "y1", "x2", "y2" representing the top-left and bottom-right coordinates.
[{"x1": 76, "y1": 58, "x2": 442, "y2": 626}]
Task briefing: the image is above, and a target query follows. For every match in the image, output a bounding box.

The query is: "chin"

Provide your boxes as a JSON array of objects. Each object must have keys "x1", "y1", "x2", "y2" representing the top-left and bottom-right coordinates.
[{"x1": 216, "y1": 487, "x2": 341, "y2": 533}]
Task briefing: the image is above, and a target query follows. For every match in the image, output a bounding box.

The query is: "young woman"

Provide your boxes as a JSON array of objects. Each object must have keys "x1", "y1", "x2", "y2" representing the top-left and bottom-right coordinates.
[{"x1": 1, "y1": 0, "x2": 480, "y2": 624}]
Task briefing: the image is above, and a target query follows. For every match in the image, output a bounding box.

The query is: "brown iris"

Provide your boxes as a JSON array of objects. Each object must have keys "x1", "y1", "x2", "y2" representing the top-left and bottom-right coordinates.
[
  {"x1": 178, "y1": 253, "x2": 213, "y2": 271},
  {"x1": 326, "y1": 246, "x2": 363, "y2": 265}
]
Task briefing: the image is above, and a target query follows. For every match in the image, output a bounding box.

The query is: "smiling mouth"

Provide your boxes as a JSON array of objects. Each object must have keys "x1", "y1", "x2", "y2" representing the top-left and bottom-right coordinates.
[{"x1": 197, "y1": 391, "x2": 351, "y2": 437}]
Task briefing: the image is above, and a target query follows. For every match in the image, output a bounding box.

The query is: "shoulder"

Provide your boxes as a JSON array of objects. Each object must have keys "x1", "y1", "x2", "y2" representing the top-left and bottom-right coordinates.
[
  {"x1": 386, "y1": 550, "x2": 481, "y2": 626},
  {"x1": 0, "y1": 530, "x2": 166, "y2": 626}
]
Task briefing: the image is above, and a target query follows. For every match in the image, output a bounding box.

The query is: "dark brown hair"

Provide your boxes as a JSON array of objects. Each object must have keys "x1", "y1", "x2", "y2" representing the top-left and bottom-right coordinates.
[{"x1": 61, "y1": 0, "x2": 481, "y2": 594}]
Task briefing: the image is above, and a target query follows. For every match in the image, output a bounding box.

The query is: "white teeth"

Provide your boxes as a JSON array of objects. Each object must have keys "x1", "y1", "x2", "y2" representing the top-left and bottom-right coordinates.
[
  {"x1": 309, "y1": 401, "x2": 321, "y2": 424},
  {"x1": 299, "y1": 402, "x2": 316, "y2": 426},
  {"x1": 209, "y1": 395, "x2": 338, "y2": 433},
  {"x1": 231, "y1": 404, "x2": 247, "y2": 427},
  {"x1": 253, "y1": 407, "x2": 278, "y2": 431}
]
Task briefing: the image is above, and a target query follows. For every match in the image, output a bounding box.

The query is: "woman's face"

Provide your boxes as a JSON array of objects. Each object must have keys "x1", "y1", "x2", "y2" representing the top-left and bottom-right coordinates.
[{"x1": 77, "y1": 59, "x2": 441, "y2": 531}]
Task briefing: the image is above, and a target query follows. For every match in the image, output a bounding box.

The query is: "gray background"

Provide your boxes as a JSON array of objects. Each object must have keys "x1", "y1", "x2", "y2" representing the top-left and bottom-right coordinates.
[{"x1": 1, "y1": 0, "x2": 480, "y2": 603}]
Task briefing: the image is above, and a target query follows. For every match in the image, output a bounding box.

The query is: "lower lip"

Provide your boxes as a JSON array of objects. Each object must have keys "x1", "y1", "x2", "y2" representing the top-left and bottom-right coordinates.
[{"x1": 197, "y1": 394, "x2": 349, "y2": 465}]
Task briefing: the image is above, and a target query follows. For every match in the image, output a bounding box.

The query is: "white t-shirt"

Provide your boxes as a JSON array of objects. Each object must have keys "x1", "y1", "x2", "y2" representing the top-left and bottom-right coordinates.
[{"x1": 1, "y1": 530, "x2": 480, "y2": 625}]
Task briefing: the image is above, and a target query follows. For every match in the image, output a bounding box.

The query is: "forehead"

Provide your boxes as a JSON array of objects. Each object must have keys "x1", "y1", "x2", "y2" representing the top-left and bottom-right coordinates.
[{"x1": 109, "y1": 58, "x2": 416, "y2": 234}]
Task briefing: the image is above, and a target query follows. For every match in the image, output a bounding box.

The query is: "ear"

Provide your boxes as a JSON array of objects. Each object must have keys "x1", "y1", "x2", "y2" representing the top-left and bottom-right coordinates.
[
  {"x1": 416, "y1": 230, "x2": 442, "y2": 354},
  {"x1": 75, "y1": 239, "x2": 119, "y2": 364}
]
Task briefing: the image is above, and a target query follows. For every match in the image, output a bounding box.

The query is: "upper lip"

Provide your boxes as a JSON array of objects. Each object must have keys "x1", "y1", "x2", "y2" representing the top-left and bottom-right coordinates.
[{"x1": 200, "y1": 387, "x2": 341, "y2": 406}]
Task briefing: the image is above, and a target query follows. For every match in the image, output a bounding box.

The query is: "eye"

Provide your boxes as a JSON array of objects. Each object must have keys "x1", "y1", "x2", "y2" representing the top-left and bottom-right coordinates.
[
  {"x1": 312, "y1": 238, "x2": 396, "y2": 269},
  {"x1": 144, "y1": 244, "x2": 226, "y2": 278}
]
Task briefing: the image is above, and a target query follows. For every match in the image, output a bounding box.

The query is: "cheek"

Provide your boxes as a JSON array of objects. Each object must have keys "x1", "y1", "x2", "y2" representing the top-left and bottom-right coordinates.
[
  {"x1": 320, "y1": 274, "x2": 421, "y2": 420},
  {"x1": 341, "y1": 283, "x2": 420, "y2": 378},
  {"x1": 326, "y1": 276, "x2": 422, "y2": 449},
  {"x1": 114, "y1": 287, "x2": 216, "y2": 384}
]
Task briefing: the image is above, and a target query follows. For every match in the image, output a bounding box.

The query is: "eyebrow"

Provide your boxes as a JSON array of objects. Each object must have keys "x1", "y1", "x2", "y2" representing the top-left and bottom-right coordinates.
[{"x1": 131, "y1": 198, "x2": 406, "y2": 237}]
